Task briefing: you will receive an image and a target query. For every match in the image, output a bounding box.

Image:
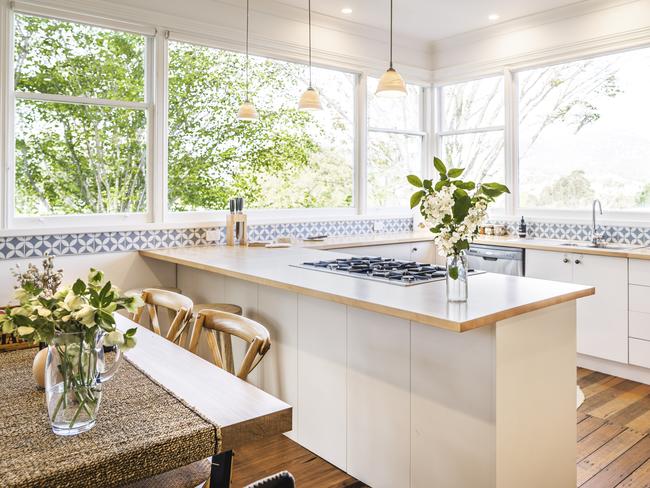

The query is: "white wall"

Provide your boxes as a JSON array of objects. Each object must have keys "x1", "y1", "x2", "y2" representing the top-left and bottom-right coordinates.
[
  {"x1": 431, "y1": 0, "x2": 650, "y2": 80},
  {"x1": 0, "y1": 252, "x2": 176, "y2": 304}
]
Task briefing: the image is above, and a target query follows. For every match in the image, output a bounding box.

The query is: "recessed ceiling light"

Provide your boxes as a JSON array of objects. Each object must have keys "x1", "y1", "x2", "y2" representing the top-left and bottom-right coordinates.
[
  {"x1": 341, "y1": 7, "x2": 352, "y2": 14},
  {"x1": 488, "y1": 13, "x2": 500, "y2": 21}
]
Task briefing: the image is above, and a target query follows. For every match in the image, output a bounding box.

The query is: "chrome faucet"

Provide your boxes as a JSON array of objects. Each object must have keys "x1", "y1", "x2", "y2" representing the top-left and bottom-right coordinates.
[{"x1": 591, "y1": 199, "x2": 603, "y2": 247}]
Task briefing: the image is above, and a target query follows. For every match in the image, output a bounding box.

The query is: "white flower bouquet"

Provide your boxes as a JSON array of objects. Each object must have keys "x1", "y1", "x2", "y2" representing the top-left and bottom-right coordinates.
[{"x1": 408, "y1": 157, "x2": 509, "y2": 279}]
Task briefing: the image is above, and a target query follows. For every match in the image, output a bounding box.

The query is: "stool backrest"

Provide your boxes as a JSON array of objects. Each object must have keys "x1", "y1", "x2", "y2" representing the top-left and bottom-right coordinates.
[
  {"x1": 245, "y1": 471, "x2": 295, "y2": 488},
  {"x1": 132, "y1": 289, "x2": 194, "y2": 347},
  {"x1": 188, "y1": 310, "x2": 271, "y2": 381}
]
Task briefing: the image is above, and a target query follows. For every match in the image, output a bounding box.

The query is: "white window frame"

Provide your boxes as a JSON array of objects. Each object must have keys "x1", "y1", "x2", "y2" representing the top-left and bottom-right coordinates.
[
  {"x1": 433, "y1": 72, "x2": 511, "y2": 217},
  {"x1": 512, "y1": 45, "x2": 650, "y2": 223},
  {"x1": 163, "y1": 33, "x2": 360, "y2": 223},
  {"x1": 366, "y1": 78, "x2": 428, "y2": 214},
  {"x1": 0, "y1": 1, "x2": 432, "y2": 235},
  {"x1": 6, "y1": 6, "x2": 156, "y2": 229},
  {"x1": 434, "y1": 39, "x2": 650, "y2": 225}
]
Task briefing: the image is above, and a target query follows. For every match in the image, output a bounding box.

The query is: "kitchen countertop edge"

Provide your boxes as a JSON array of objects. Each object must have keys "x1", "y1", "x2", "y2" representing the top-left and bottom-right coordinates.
[{"x1": 139, "y1": 247, "x2": 595, "y2": 332}]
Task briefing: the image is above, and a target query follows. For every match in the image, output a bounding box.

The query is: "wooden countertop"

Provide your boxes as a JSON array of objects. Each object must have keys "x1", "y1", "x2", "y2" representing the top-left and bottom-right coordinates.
[
  {"x1": 140, "y1": 246, "x2": 593, "y2": 333},
  {"x1": 300, "y1": 231, "x2": 650, "y2": 259}
]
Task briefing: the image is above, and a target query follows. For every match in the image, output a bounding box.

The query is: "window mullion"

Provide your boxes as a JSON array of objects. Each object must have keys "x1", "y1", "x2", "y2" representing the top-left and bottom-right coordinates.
[
  {"x1": 14, "y1": 91, "x2": 149, "y2": 110},
  {"x1": 356, "y1": 72, "x2": 367, "y2": 215},
  {"x1": 437, "y1": 126, "x2": 505, "y2": 137},
  {"x1": 504, "y1": 67, "x2": 517, "y2": 217},
  {"x1": 3, "y1": 3, "x2": 14, "y2": 229},
  {"x1": 153, "y1": 30, "x2": 168, "y2": 224},
  {"x1": 367, "y1": 126, "x2": 427, "y2": 137}
]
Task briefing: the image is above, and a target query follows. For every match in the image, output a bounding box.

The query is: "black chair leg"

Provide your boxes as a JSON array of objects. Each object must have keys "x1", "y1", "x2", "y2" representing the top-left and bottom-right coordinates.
[{"x1": 209, "y1": 450, "x2": 234, "y2": 487}]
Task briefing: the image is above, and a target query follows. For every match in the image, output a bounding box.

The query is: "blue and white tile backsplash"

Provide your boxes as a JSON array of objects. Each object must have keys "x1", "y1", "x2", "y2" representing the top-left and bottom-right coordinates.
[
  {"x1": 5, "y1": 215, "x2": 650, "y2": 261},
  {"x1": 0, "y1": 217, "x2": 413, "y2": 260},
  {"x1": 490, "y1": 218, "x2": 650, "y2": 245}
]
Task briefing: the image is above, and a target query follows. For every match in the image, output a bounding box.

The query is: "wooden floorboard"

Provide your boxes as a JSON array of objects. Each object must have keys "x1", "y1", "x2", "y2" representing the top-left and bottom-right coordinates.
[
  {"x1": 232, "y1": 370, "x2": 650, "y2": 487},
  {"x1": 578, "y1": 372, "x2": 650, "y2": 488}
]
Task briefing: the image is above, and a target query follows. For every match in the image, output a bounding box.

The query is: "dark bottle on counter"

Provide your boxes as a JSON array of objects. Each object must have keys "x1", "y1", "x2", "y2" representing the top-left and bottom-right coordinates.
[{"x1": 518, "y1": 217, "x2": 527, "y2": 238}]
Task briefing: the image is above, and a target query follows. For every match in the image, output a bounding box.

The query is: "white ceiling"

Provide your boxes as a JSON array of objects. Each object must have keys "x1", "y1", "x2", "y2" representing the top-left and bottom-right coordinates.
[{"x1": 274, "y1": 0, "x2": 589, "y2": 40}]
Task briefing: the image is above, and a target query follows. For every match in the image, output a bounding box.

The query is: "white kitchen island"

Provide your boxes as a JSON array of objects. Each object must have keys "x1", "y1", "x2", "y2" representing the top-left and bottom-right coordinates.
[{"x1": 141, "y1": 245, "x2": 594, "y2": 488}]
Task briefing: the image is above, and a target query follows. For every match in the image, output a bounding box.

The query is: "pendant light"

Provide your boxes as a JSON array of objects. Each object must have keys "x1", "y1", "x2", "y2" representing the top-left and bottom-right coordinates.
[
  {"x1": 376, "y1": 0, "x2": 407, "y2": 98},
  {"x1": 238, "y1": 0, "x2": 259, "y2": 121},
  {"x1": 298, "y1": 0, "x2": 322, "y2": 111}
]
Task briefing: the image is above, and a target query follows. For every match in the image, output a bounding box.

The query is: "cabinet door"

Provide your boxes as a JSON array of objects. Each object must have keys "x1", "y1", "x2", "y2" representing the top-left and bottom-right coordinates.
[
  {"x1": 573, "y1": 254, "x2": 628, "y2": 363},
  {"x1": 525, "y1": 250, "x2": 573, "y2": 282},
  {"x1": 347, "y1": 307, "x2": 410, "y2": 488},
  {"x1": 258, "y1": 286, "x2": 299, "y2": 441},
  {"x1": 297, "y1": 295, "x2": 347, "y2": 470}
]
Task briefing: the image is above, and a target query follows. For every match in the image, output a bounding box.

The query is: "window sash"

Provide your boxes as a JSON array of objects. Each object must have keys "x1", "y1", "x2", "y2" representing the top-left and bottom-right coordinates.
[{"x1": 7, "y1": 11, "x2": 154, "y2": 225}]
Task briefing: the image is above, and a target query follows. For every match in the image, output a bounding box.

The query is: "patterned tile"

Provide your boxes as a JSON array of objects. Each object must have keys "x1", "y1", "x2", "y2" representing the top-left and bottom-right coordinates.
[
  {"x1": 0, "y1": 217, "x2": 414, "y2": 261},
  {"x1": 489, "y1": 218, "x2": 650, "y2": 246}
]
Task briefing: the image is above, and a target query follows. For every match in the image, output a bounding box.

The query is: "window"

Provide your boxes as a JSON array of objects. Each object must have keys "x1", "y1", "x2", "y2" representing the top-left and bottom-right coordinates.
[
  {"x1": 518, "y1": 47, "x2": 650, "y2": 211},
  {"x1": 167, "y1": 40, "x2": 355, "y2": 212},
  {"x1": 366, "y1": 77, "x2": 424, "y2": 209},
  {"x1": 437, "y1": 76, "x2": 505, "y2": 186},
  {"x1": 13, "y1": 14, "x2": 148, "y2": 218}
]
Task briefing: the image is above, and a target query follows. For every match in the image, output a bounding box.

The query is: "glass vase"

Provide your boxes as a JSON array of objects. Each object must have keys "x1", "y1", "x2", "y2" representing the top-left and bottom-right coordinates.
[
  {"x1": 446, "y1": 252, "x2": 469, "y2": 303},
  {"x1": 45, "y1": 331, "x2": 122, "y2": 436}
]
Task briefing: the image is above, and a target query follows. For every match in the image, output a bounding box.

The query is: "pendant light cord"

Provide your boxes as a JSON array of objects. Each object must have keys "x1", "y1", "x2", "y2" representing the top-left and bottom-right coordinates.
[
  {"x1": 308, "y1": 0, "x2": 312, "y2": 88},
  {"x1": 245, "y1": 0, "x2": 250, "y2": 100},
  {"x1": 389, "y1": 0, "x2": 394, "y2": 69}
]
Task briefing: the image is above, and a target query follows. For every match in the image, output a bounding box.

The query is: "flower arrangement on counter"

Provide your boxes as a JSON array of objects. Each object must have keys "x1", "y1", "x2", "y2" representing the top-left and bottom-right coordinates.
[
  {"x1": 0, "y1": 265, "x2": 144, "y2": 435},
  {"x1": 1, "y1": 268, "x2": 142, "y2": 348},
  {"x1": 408, "y1": 157, "x2": 509, "y2": 301}
]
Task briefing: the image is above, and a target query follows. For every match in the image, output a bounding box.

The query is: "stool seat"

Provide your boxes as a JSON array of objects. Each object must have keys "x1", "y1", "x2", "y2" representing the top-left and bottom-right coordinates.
[
  {"x1": 125, "y1": 286, "x2": 181, "y2": 296},
  {"x1": 123, "y1": 458, "x2": 211, "y2": 488},
  {"x1": 193, "y1": 303, "x2": 243, "y2": 316}
]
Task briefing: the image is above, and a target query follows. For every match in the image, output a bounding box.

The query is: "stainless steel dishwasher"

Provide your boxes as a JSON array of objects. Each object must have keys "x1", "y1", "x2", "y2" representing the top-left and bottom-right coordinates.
[{"x1": 467, "y1": 244, "x2": 525, "y2": 276}]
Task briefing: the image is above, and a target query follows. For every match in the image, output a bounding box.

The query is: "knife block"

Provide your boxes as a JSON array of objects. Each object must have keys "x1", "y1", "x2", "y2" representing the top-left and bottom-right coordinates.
[{"x1": 226, "y1": 214, "x2": 248, "y2": 246}]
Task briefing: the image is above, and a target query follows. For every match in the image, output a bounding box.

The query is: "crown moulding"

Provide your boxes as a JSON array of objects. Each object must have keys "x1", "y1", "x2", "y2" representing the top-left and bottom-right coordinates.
[{"x1": 9, "y1": 0, "x2": 435, "y2": 78}]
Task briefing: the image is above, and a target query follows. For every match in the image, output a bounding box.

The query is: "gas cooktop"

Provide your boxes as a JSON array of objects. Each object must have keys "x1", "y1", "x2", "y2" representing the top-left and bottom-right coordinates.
[{"x1": 293, "y1": 256, "x2": 481, "y2": 286}]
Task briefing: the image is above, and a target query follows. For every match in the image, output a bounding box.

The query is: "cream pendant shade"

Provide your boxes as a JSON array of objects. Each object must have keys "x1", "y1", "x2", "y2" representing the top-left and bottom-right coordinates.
[
  {"x1": 376, "y1": 0, "x2": 407, "y2": 98},
  {"x1": 238, "y1": 0, "x2": 258, "y2": 121},
  {"x1": 238, "y1": 100, "x2": 259, "y2": 121},
  {"x1": 298, "y1": 87, "x2": 322, "y2": 111},
  {"x1": 299, "y1": 0, "x2": 322, "y2": 111},
  {"x1": 376, "y1": 67, "x2": 407, "y2": 97}
]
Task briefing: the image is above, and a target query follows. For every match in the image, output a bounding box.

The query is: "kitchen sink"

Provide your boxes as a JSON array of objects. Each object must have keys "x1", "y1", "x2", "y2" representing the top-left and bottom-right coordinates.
[{"x1": 558, "y1": 242, "x2": 640, "y2": 251}]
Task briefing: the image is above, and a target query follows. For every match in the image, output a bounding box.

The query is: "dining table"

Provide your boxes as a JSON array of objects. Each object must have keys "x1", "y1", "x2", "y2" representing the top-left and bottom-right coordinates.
[{"x1": 0, "y1": 314, "x2": 292, "y2": 487}]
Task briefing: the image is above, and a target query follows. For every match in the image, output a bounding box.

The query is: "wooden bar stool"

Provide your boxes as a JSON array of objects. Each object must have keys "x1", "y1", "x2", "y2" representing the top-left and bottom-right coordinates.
[
  {"x1": 125, "y1": 286, "x2": 182, "y2": 295},
  {"x1": 192, "y1": 303, "x2": 243, "y2": 317},
  {"x1": 188, "y1": 310, "x2": 271, "y2": 381},
  {"x1": 132, "y1": 288, "x2": 194, "y2": 348}
]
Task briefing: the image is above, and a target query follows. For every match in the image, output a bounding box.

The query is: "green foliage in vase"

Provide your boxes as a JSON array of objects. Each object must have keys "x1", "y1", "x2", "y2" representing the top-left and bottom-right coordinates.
[
  {"x1": 0, "y1": 268, "x2": 143, "y2": 347},
  {"x1": 407, "y1": 157, "x2": 509, "y2": 260}
]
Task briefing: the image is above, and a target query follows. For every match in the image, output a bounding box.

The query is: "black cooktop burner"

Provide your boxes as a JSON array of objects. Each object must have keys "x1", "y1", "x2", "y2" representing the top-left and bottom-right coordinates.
[{"x1": 294, "y1": 256, "x2": 475, "y2": 286}]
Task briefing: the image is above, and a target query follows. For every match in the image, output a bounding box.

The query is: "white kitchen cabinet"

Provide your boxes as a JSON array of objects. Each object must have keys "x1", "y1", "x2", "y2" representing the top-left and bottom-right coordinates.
[
  {"x1": 629, "y1": 259, "x2": 650, "y2": 286},
  {"x1": 257, "y1": 286, "x2": 299, "y2": 441},
  {"x1": 525, "y1": 249, "x2": 574, "y2": 283},
  {"x1": 347, "y1": 307, "x2": 410, "y2": 488},
  {"x1": 297, "y1": 295, "x2": 347, "y2": 470},
  {"x1": 525, "y1": 250, "x2": 628, "y2": 363},
  {"x1": 630, "y1": 339, "x2": 650, "y2": 369},
  {"x1": 629, "y1": 311, "x2": 650, "y2": 342}
]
